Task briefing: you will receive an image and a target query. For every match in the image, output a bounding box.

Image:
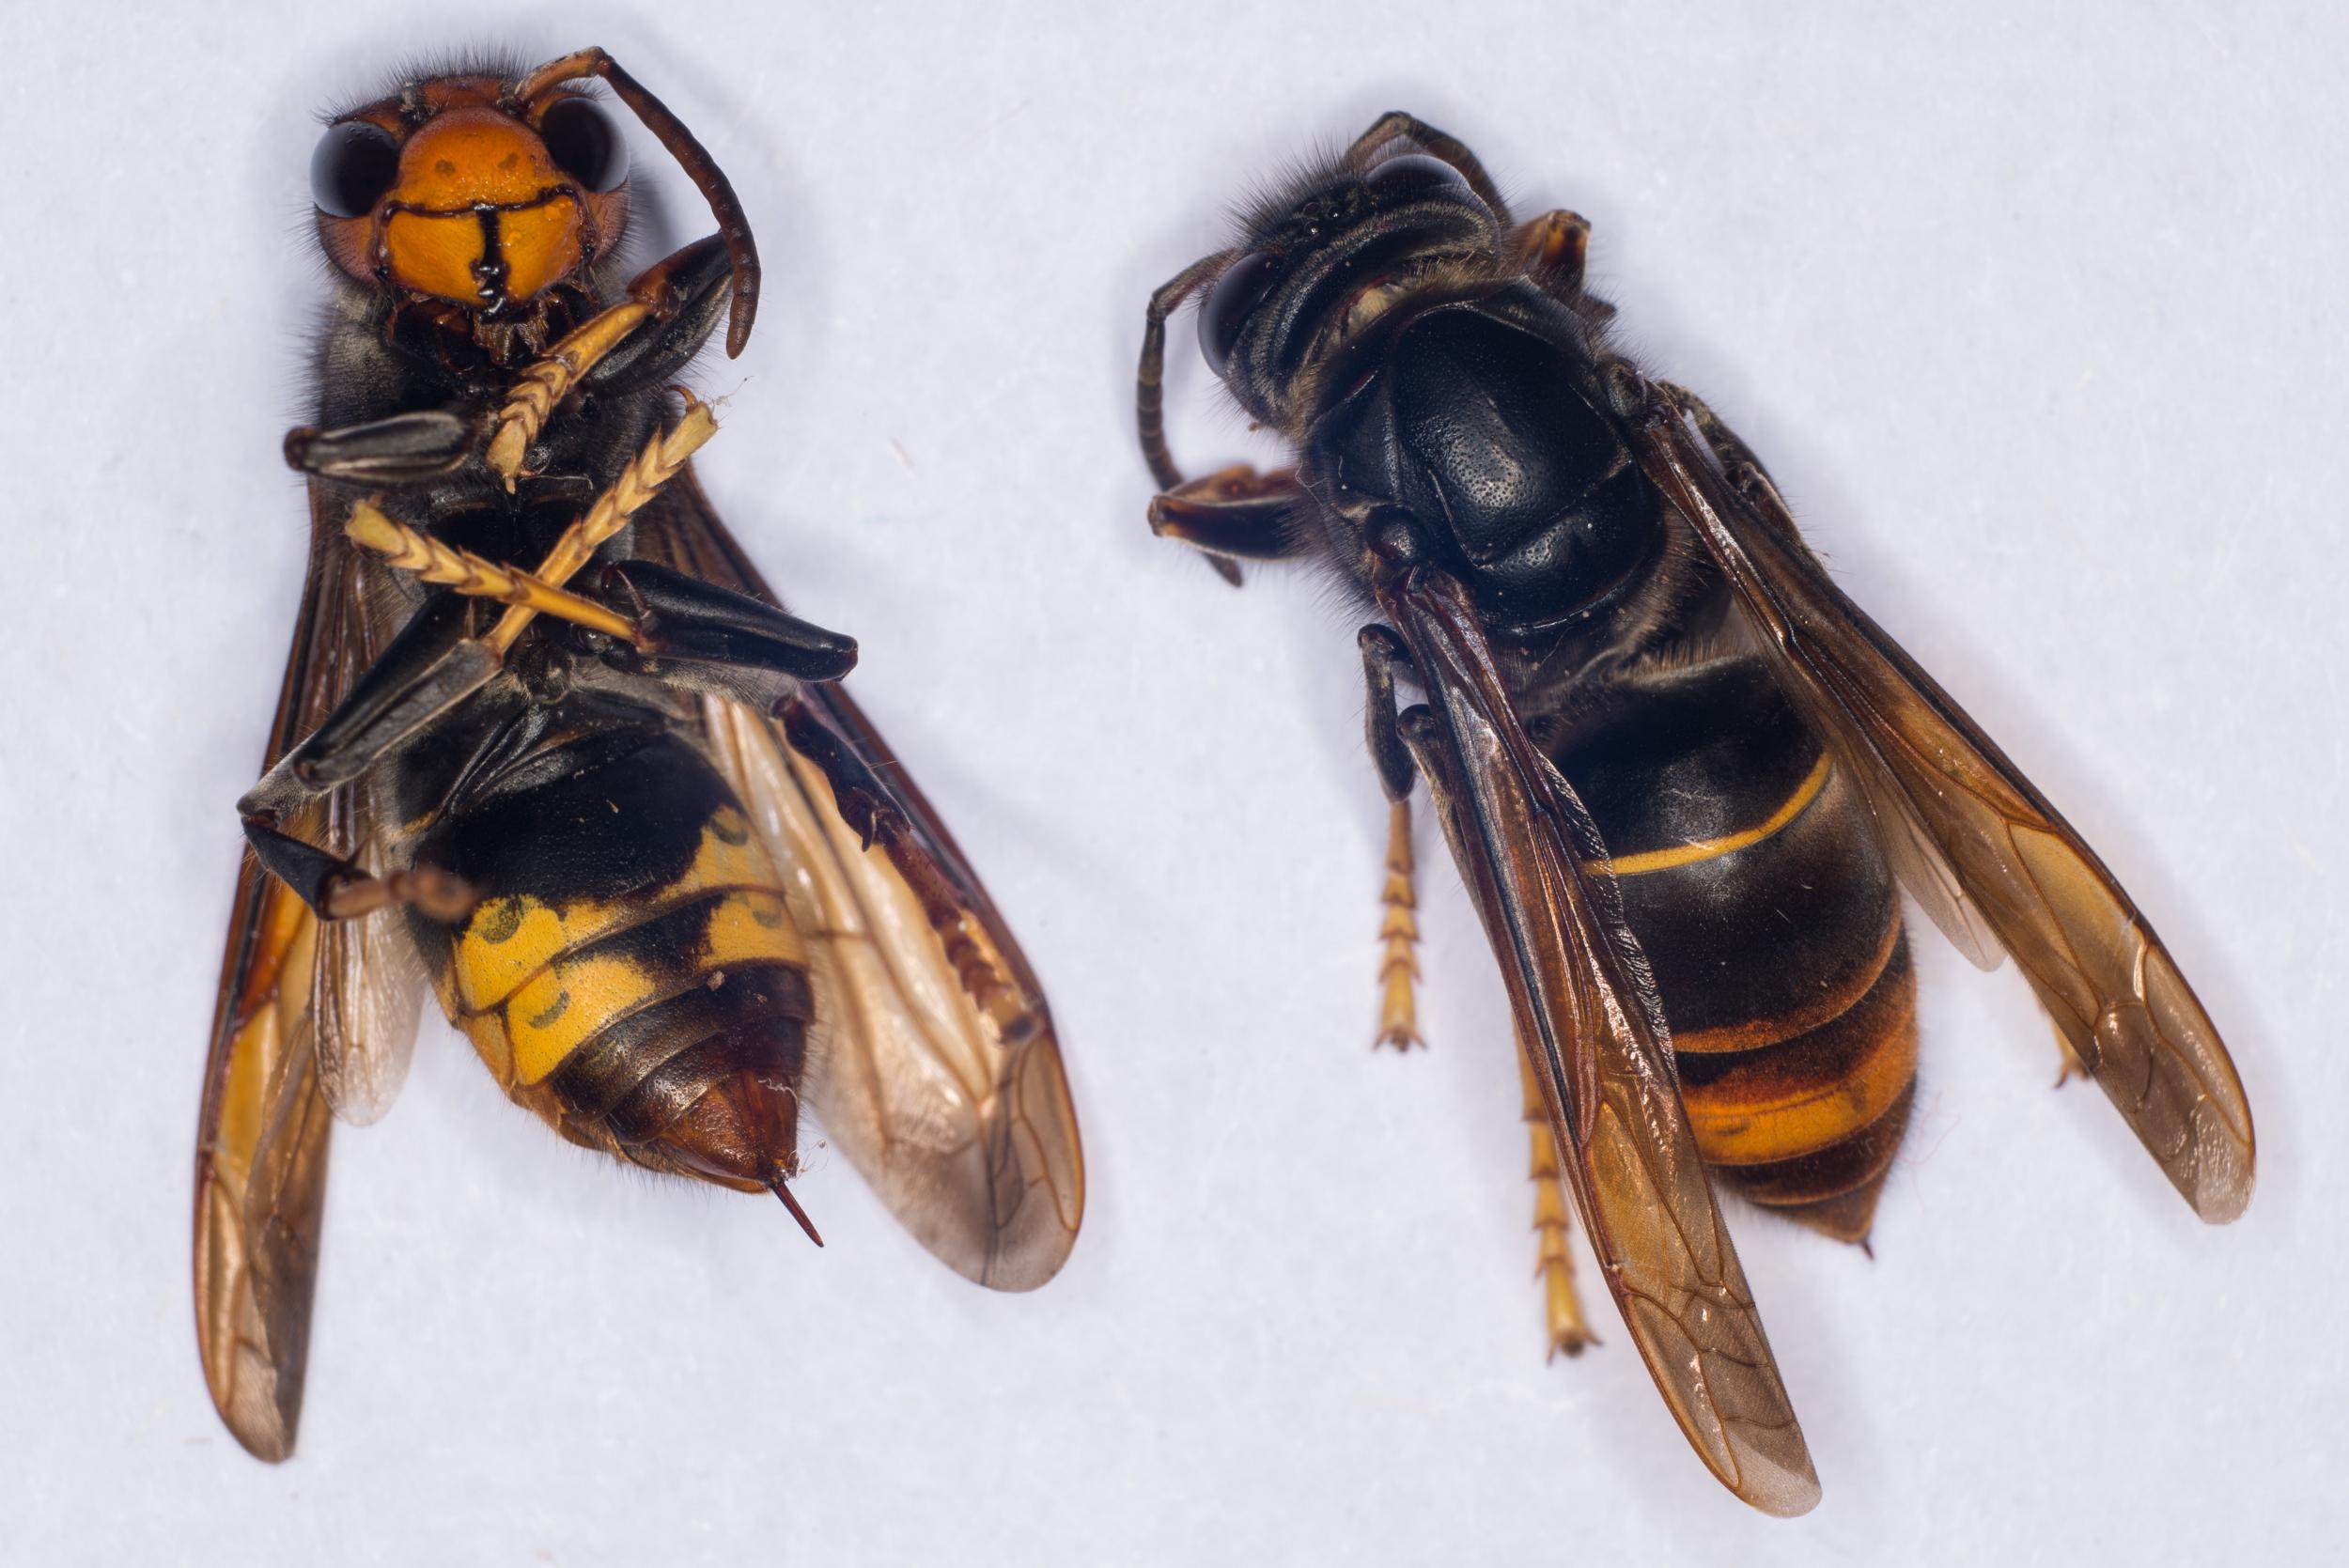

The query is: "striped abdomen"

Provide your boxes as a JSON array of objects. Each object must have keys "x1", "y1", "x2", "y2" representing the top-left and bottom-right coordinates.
[
  {"x1": 412, "y1": 723, "x2": 815, "y2": 1188},
  {"x1": 1553, "y1": 656, "x2": 1917, "y2": 1243}
]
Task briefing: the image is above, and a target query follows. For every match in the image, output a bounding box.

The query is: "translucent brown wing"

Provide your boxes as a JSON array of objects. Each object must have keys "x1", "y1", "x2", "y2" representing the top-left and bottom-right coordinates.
[
  {"x1": 639, "y1": 474, "x2": 1083, "y2": 1289},
  {"x1": 194, "y1": 486, "x2": 417, "y2": 1459},
  {"x1": 309, "y1": 893, "x2": 427, "y2": 1125},
  {"x1": 1629, "y1": 387, "x2": 2254, "y2": 1222},
  {"x1": 1378, "y1": 567, "x2": 1820, "y2": 1517}
]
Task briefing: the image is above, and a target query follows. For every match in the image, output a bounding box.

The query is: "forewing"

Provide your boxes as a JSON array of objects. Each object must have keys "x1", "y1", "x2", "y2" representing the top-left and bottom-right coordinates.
[
  {"x1": 1380, "y1": 567, "x2": 1819, "y2": 1517},
  {"x1": 196, "y1": 864, "x2": 332, "y2": 1460},
  {"x1": 194, "y1": 487, "x2": 414, "y2": 1459},
  {"x1": 642, "y1": 474, "x2": 1082, "y2": 1288},
  {"x1": 1630, "y1": 394, "x2": 2254, "y2": 1222}
]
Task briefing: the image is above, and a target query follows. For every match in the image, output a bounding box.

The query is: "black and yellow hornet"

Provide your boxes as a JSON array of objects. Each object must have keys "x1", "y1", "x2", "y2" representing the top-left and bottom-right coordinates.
[
  {"x1": 1135, "y1": 115, "x2": 2252, "y2": 1514},
  {"x1": 197, "y1": 49, "x2": 1082, "y2": 1461}
]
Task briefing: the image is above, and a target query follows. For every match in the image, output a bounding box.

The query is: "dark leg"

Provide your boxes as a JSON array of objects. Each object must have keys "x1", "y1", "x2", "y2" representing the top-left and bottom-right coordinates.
[
  {"x1": 1358, "y1": 624, "x2": 1418, "y2": 801},
  {"x1": 241, "y1": 626, "x2": 499, "y2": 816},
  {"x1": 583, "y1": 235, "x2": 736, "y2": 394},
  {"x1": 284, "y1": 410, "x2": 479, "y2": 485},
  {"x1": 1344, "y1": 112, "x2": 1512, "y2": 221},
  {"x1": 241, "y1": 815, "x2": 471, "y2": 922},
  {"x1": 773, "y1": 694, "x2": 911, "y2": 853},
  {"x1": 487, "y1": 235, "x2": 736, "y2": 484},
  {"x1": 1136, "y1": 252, "x2": 1252, "y2": 585},
  {"x1": 596, "y1": 560, "x2": 858, "y2": 682},
  {"x1": 1149, "y1": 466, "x2": 1313, "y2": 569},
  {"x1": 331, "y1": 536, "x2": 857, "y2": 715},
  {"x1": 290, "y1": 236, "x2": 737, "y2": 491}
]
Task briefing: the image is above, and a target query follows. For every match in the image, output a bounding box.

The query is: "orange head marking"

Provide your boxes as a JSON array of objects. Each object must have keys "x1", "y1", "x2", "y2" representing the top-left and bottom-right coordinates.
[
  {"x1": 380, "y1": 108, "x2": 584, "y2": 308},
  {"x1": 311, "y1": 78, "x2": 630, "y2": 318}
]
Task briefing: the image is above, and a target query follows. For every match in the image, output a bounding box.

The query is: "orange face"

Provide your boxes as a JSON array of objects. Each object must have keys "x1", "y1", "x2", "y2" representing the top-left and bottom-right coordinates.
[{"x1": 312, "y1": 77, "x2": 630, "y2": 316}]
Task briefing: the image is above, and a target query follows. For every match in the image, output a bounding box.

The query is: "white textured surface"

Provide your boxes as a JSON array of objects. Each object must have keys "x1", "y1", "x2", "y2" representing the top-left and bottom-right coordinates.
[{"x1": 1, "y1": 2, "x2": 2341, "y2": 1562}]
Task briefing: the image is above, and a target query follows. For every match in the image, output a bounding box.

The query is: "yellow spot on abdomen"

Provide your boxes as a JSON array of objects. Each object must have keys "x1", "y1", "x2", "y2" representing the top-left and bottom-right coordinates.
[
  {"x1": 505, "y1": 950, "x2": 668, "y2": 1084},
  {"x1": 454, "y1": 895, "x2": 579, "y2": 1013},
  {"x1": 440, "y1": 805, "x2": 806, "y2": 1092}
]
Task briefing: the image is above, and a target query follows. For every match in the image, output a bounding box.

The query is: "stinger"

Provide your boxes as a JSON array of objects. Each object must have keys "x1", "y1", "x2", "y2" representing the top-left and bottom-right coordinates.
[{"x1": 770, "y1": 1176, "x2": 825, "y2": 1247}]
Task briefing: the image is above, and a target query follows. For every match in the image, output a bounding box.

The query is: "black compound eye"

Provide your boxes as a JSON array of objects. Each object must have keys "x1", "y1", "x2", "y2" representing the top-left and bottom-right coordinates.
[
  {"x1": 1364, "y1": 152, "x2": 1470, "y2": 200},
  {"x1": 309, "y1": 120, "x2": 399, "y2": 219},
  {"x1": 1197, "y1": 249, "x2": 1282, "y2": 377},
  {"x1": 540, "y1": 97, "x2": 629, "y2": 193}
]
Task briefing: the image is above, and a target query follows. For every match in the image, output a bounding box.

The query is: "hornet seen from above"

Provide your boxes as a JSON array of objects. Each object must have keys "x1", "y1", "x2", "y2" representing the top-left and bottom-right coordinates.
[{"x1": 1135, "y1": 113, "x2": 2253, "y2": 1515}]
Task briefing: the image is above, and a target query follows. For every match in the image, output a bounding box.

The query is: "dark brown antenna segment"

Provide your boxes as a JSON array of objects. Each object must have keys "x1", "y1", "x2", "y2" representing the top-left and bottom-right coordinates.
[{"x1": 517, "y1": 47, "x2": 762, "y2": 357}]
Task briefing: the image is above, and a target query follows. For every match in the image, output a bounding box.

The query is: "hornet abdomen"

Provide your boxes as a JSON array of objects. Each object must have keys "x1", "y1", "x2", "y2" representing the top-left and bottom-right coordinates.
[
  {"x1": 416, "y1": 723, "x2": 816, "y2": 1191},
  {"x1": 1553, "y1": 656, "x2": 1918, "y2": 1242}
]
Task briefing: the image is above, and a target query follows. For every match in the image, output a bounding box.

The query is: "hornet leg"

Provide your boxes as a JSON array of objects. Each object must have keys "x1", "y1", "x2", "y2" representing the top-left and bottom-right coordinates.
[
  {"x1": 1507, "y1": 210, "x2": 1590, "y2": 293},
  {"x1": 1504, "y1": 210, "x2": 1616, "y2": 327},
  {"x1": 286, "y1": 237, "x2": 737, "y2": 491},
  {"x1": 1376, "y1": 800, "x2": 1423, "y2": 1052},
  {"x1": 2052, "y1": 1021, "x2": 2087, "y2": 1087},
  {"x1": 1519, "y1": 1046, "x2": 1595, "y2": 1358},
  {"x1": 1372, "y1": 655, "x2": 1595, "y2": 1359},
  {"x1": 1135, "y1": 250, "x2": 1300, "y2": 588},
  {"x1": 284, "y1": 410, "x2": 482, "y2": 486},
  {"x1": 240, "y1": 815, "x2": 471, "y2": 923},
  {"x1": 241, "y1": 618, "x2": 500, "y2": 817},
  {"x1": 773, "y1": 695, "x2": 910, "y2": 854},
  {"x1": 487, "y1": 234, "x2": 739, "y2": 483},
  {"x1": 1361, "y1": 624, "x2": 1424, "y2": 1051},
  {"x1": 594, "y1": 559, "x2": 858, "y2": 683},
  {"x1": 347, "y1": 504, "x2": 859, "y2": 706},
  {"x1": 1149, "y1": 465, "x2": 1314, "y2": 576},
  {"x1": 771, "y1": 694, "x2": 1024, "y2": 1037}
]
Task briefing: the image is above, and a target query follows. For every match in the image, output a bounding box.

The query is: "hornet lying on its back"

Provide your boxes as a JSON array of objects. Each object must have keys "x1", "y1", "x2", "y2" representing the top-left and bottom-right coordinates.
[
  {"x1": 1136, "y1": 114, "x2": 2252, "y2": 1514},
  {"x1": 196, "y1": 48, "x2": 1082, "y2": 1461}
]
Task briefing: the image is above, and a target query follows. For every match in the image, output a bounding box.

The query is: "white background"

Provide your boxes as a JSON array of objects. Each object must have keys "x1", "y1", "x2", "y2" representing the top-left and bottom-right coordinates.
[{"x1": 2, "y1": 2, "x2": 2342, "y2": 1563}]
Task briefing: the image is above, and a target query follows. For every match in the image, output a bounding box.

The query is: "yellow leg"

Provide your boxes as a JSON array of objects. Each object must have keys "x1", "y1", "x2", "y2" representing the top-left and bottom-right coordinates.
[
  {"x1": 1375, "y1": 798, "x2": 1424, "y2": 1050},
  {"x1": 484, "y1": 301, "x2": 656, "y2": 487},
  {"x1": 344, "y1": 504, "x2": 640, "y2": 644},
  {"x1": 350, "y1": 397, "x2": 717, "y2": 660},
  {"x1": 486, "y1": 396, "x2": 717, "y2": 656},
  {"x1": 2052, "y1": 1022, "x2": 2087, "y2": 1087},
  {"x1": 1519, "y1": 1047, "x2": 1594, "y2": 1358}
]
